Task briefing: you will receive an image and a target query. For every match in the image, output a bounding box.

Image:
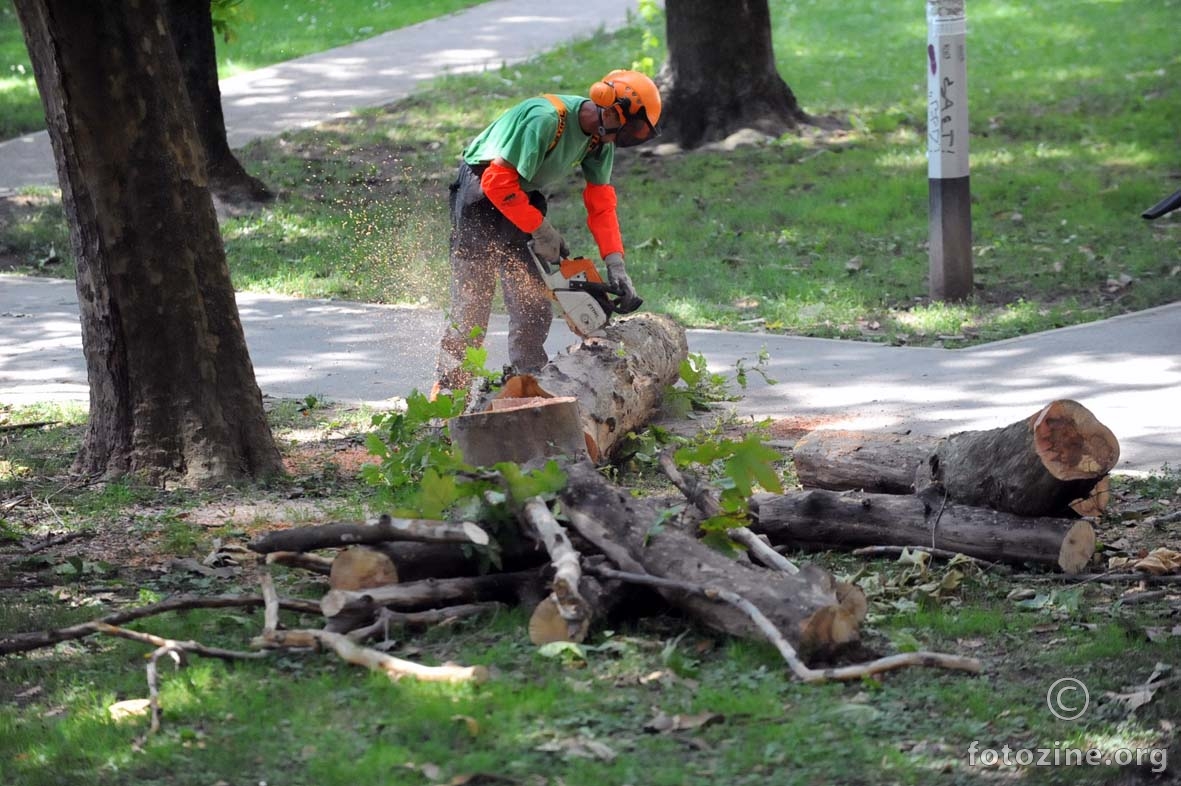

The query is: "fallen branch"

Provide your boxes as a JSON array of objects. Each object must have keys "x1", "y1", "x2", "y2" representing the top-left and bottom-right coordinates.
[
  {"x1": 92, "y1": 621, "x2": 266, "y2": 661},
  {"x1": 851, "y1": 545, "x2": 1011, "y2": 572},
  {"x1": 588, "y1": 566, "x2": 982, "y2": 684},
  {"x1": 23, "y1": 530, "x2": 92, "y2": 554},
  {"x1": 1, "y1": 595, "x2": 321, "y2": 656},
  {"x1": 266, "y1": 551, "x2": 334, "y2": 575},
  {"x1": 0, "y1": 420, "x2": 59, "y2": 432},
  {"x1": 248, "y1": 514, "x2": 489, "y2": 554},
  {"x1": 254, "y1": 629, "x2": 488, "y2": 683},
  {"x1": 320, "y1": 570, "x2": 543, "y2": 621},
  {"x1": 1015, "y1": 572, "x2": 1181, "y2": 585},
  {"x1": 346, "y1": 603, "x2": 507, "y2": 643},
  {"x1": 522, "y1": 497, "x2": 590, "y2": 643}
]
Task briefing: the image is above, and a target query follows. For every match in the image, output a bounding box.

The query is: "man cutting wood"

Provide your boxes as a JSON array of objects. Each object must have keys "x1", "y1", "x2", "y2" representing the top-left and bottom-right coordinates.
[{"x1": 431, "y1": 69, "x2": 662, "y2": 399}]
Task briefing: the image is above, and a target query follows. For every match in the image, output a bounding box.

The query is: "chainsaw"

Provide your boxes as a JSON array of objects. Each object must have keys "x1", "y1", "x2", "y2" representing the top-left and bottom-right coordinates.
[{"x1": 527, "y1": 243, "x2": 643, "y2": 338}]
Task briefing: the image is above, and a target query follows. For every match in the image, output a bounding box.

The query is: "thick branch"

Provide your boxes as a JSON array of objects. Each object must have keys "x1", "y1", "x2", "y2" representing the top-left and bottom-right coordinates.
[
  {"x1": 589, "y1": 566, "x2": 981, "y2": 683},
  {"x1": 255, "y1": 629, "x2": 488, "y2": 683},
  {"x1": 522, "y1": 496, "x2": 590, "y2": 643},
  {"x1": 248, "y1": 514, "x2": 488, "y2": 554},
  {"x1": 1, "y1": 595, "x2": 320, "y2": 656}
]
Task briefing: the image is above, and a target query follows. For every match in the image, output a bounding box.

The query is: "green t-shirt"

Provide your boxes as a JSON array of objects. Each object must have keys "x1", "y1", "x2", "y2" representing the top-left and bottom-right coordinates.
[{"x1": 462, "y1": 95, "x2": 614, "y2": 191}]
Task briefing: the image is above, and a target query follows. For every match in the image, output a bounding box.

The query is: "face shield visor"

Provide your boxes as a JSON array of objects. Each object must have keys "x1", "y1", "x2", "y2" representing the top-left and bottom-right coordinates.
[{"x1": 612, "y1": 107, "x2": 659, "y2": 148}]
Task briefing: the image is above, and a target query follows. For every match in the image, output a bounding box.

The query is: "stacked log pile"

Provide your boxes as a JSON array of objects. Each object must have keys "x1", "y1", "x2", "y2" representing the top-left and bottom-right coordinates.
[{"x1": 751, "y1": 399, "x2": 1118, "y2": 574}]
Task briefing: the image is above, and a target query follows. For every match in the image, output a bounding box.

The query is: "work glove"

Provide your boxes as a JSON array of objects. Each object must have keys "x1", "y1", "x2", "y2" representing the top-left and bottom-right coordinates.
[
  {"x1": 604, "y1": 252, "x2": 642, "y2": 313},
  {"x1": 530, "y1": 218, "x2": 564, "y2": 263}
]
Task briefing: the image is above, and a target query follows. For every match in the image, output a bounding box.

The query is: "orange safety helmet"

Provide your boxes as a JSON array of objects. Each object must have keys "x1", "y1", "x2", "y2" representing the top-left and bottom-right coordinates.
[{"x1": 588, "y1": 69, "x2": 662, "y2": 147}]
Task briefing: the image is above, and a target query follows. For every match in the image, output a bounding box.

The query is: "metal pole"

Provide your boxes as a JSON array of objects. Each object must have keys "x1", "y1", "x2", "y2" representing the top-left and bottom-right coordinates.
[{"x1": 927, "y1": 0, "x2": 972, "y2": 301}]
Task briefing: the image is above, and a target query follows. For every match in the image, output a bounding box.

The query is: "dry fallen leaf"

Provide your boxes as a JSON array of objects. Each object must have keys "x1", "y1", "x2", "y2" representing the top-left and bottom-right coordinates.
[
  {"x1": 108, "y1": 698, "x2": 151, "y2": 722},
  {"x1": 644, "y1": 710, "x2": 725, "y2": 734}
]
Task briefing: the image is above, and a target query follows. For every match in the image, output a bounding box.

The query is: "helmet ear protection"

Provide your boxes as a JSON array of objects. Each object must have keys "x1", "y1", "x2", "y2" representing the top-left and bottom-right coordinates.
[{"x1": 589, "y1": 80, "x2": 616, "y2": 109}]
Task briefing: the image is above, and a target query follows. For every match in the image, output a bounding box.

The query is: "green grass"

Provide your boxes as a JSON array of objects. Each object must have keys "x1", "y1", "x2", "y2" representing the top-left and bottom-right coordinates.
[
  {"x1": 0, "y1": 0, "x2": 489, "y2": 140},
  {"x1": 4, "y1": 0, "x2": 1177, "y2": 344}
]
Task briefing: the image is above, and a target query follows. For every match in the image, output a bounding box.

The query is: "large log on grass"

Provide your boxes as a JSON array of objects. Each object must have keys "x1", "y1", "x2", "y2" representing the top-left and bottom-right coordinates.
[
  {"x1": 749, "y1": 488, "x2": 1095, "y2": 573},
  {"x1": 915, "y1": 400, "x2": 1118, "y2": 518},
  {"x1": 557, "y1": 460, "x2": 862, "y2": 657},
  {"x1": 791, "y1": 430, "x2": 940, "y2": 493},
  {"x1": 456, "y1": 313, "x2": 687, "y2": 464}
]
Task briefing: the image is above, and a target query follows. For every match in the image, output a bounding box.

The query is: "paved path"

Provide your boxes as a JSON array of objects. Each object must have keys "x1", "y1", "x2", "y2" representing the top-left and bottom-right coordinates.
[
  {"x1": 0, "y1": 0, "x2": 642, "y2": 194},
  {"x1": 3, "y1": 274, "x2": 1178, "y2": 474},
  {"x1": 0, "y1": 0, "x2": 1177, "y2": 474}
]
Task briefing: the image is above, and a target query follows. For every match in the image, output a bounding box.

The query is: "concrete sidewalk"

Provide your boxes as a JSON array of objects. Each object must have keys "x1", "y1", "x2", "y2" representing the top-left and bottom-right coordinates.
[
  {"x1": 0, "y1": 0, "x2": 643, "y2": 194},
  {"x1": 2, "y1": 274, "x2": 1178, "y2": 474}
]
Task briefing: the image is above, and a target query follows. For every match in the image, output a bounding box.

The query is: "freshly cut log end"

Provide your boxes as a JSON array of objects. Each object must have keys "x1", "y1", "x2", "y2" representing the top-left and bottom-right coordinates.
[
  {"x1": 1032, "y1": 400, "x2": 1120, "y2": 481},
  {"x1": 329, "y1": 546, "x2": 399, "y2": 591},
  {"x1": 1058, "y1": 520, "x2": 1096, "y2": 575},
  {"x1": 471, "y1": 314, "x2": 688, "y2": 464},
  {"x1": 799, "y1": 605, "x2": 861, "y2": 650},
  {"x1": 918, "y1": 399, "x2": 1119, "y2": 518},
  {"x1": 450, "y1": 395, "x2": 588, "y2": 467},
  {"x1": 528, "y1": 595, "x2": 590, "y2": 645}
]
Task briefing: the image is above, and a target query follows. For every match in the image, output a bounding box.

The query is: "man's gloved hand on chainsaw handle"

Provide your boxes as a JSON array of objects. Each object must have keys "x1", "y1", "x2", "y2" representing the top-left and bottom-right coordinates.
[{"x1": 431, "y1": 69, "x2": 662, "y2": 398}]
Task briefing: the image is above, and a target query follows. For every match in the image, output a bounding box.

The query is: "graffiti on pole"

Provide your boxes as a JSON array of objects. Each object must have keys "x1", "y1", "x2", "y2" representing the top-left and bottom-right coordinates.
[{"x1": 927, "y1": 1, "x2": 969, "y2": 179}]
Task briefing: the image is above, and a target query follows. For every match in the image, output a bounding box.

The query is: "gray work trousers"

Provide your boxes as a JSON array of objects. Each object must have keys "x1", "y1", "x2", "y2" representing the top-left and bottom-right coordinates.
[{"x1": 433, "y1": 161, "x2": 553, "y2": 390}]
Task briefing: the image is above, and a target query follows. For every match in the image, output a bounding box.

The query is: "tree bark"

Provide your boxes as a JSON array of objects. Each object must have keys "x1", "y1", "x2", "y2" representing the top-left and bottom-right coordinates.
[
  {"x1": 792, "y1": 430, "x2": 940, "y2": 494},
  {"x1": 15, "y1": 0, "x2": 283, "y2": 487},
  {"x1": 915, "y1": 400, "x2": 1119, "y2": 518},
  {"x1": 248, "y1": 515, "x2": 489, "y2": 554},
  {"x1": 658, "y1": 0, "x2": 809, "y2": 148},
  {"x1": 750, "y1": 488, "x2": 1096, "y2": 573},
  {"x1": 558, "y1": 460, "x2": 859, "y2": 656},
  {"x1": 471, "y1": 313, "x2": 688, "y2": 462},
  {"x1": 160, "y1": 0, "x2": 273, "y2": 204}
]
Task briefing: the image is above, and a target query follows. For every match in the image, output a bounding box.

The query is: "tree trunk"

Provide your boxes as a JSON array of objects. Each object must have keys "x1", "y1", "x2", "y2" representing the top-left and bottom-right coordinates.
[
  {"x1": 470, "y1": 313, "x2": 688, "y2": 462},
  {"x1": 160, "y1": 0, "x2": 273, "y2": 204},
  {"x1": 658, "y1": 0, "x2": 808, "y2": 148},
  {"x1": 15, "y1": 0, "x2": 283, "y2": 487},
  {"x1": 915, "y1": 400, "x2": 1119, "y2": 518},
  {"x1": 750, "y1": 489, "x2": 1096, "y2": 574},
  {"x1": 792, "y1": 430, "x2": 940, "y2": 494}
]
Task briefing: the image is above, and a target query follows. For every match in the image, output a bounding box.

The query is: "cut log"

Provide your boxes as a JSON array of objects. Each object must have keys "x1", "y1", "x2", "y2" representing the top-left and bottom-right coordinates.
[
  {"x1": 329, "y1": 546, "x2": 399, "y2": 591},
  {"x1": 557, "y1": 460, "x2": 858, "y2": 657},
  {"x1": 320, "y1": 570, "x2": 544, "y2": 621},
  {"x1": 791, "y1": 430, "x2": 939, "y2": 494},
  {"x1": 451, "y1": 396, "x2": 587, "y2": 466},
  {"x1": 749, "y1": 489, "x2": 1096, "y2": 573},
  {"x1": 468, "y1": 313, "x2": 688, "y2": 463},
  {"x1": 915, "y1": 400, "x2": 1119, "y2": 518},
  {"x1": 247, "y1": 514, "x2": 488, "y2": 554}
]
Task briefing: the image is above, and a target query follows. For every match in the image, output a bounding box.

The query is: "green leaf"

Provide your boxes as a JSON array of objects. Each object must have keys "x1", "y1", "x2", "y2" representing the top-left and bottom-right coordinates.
[{"x1": 418, "y1": 468, "x2": 458, "y2": 519}]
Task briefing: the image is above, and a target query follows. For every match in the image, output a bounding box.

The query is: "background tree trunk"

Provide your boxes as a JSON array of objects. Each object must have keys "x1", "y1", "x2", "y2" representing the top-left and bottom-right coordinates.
[
  {"x1": 15, "y1": 0, "x2": 283, "y2": 487},
  {"x1": 658, "y1": 0, "x2": 808, "y2": 148},
  {"x1": 161, "y1": 0, "x2": 274, "y2": 204}
]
